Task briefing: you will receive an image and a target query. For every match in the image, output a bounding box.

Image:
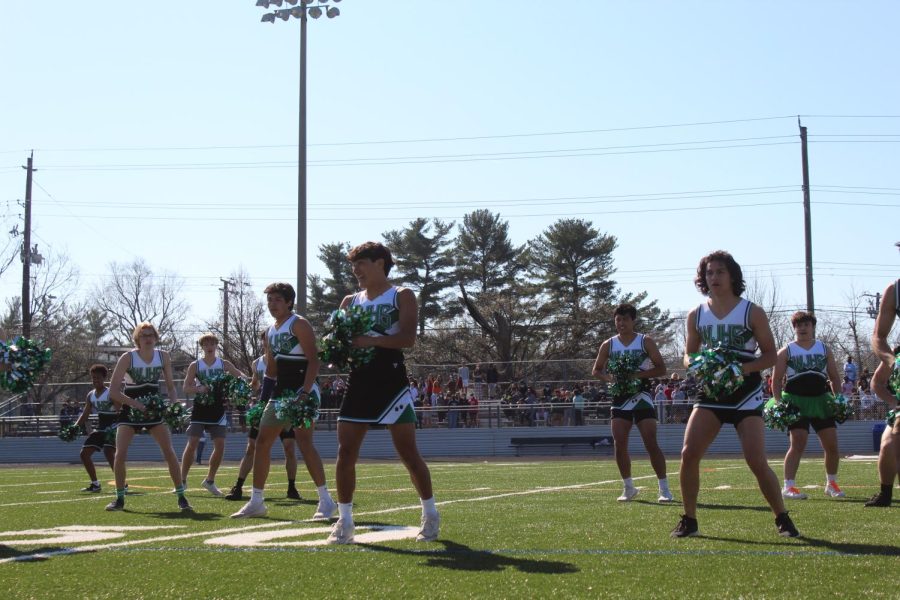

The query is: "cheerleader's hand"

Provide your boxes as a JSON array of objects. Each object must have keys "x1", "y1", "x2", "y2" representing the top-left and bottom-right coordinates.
[
  {"x1": 351, "y1": 336, "x2": 375, "y2": 349},
  {"x1": 131, "y1": 400, "x2": 146, "y2": 413},
  {"x1": 598, "y1": 373, "x2": 615, "y2": 384}
]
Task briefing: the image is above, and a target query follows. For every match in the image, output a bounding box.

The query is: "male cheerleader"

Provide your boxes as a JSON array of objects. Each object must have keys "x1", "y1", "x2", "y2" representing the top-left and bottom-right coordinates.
[
  {"x1": 73, "y1": 364, "x2": 117, "y2": 492},
  {"x1": 866, "y1": 269, "x2": 900, "y2": 507},
  {"x1": 181, "y1": 333, "x2": 248, "y2": 496},
  {"x1": 592, "y1": 303, "x2": 672, "y2": 502},
  {"x1": 773, "y1": 311, "x2": 845, "y2": 499},
  {"x1": 327, "y1": 242, "x2": 439, "y2": 544},
  {"x1": 231, "y1": 283, "x2": 335, "y2": 519},
  {"x1": 672, "y1": 251, "x2": 798, "y2": 538},
  {"x1": 225, "y1": 330, "x2": 303, "y2": 501}
]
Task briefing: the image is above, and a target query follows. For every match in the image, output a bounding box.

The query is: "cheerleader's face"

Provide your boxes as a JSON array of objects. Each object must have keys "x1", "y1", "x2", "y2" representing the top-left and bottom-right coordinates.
[
  {"x1": 351, "y1": 258, "x2": 384, "y2": 289},
  {"x1": 705, "y1": 261, "x2": 732, "y2": 295},
  {"x1": 137, "y1": 328, "x2": 158, "y2": 350},
  {"x1": 793, "y1": 320, "x2": 815, "y2": 341},
  {"x1": 614, "y1": 314, "x2": 635, "y2": 335},
  {"x1": 91, "y1": 371, "x2": 106, "y2": 389}
]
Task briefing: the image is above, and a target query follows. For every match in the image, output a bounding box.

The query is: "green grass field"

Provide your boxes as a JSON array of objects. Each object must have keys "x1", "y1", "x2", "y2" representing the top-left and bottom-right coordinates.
[{"x1": 0, "y1": 457, "x2": 896, "y2": 599}]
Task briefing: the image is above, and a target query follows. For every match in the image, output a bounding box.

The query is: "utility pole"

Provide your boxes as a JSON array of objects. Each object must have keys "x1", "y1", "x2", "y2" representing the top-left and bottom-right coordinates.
[
  {"x1": 21, "y1": 152, "x2": 35, "y2": 337},
  {"x1": 220, "y1": 278, "x2": 234, "y2": 360},
  {"x1": 799, "y1": 119, "x2": 815, "y2": 313}
]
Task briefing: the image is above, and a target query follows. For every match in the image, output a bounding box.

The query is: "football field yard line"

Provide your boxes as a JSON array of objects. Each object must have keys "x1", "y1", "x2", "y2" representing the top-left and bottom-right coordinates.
[{"x1": 0, "y1": 473, "x2": 664, "y2": 564}]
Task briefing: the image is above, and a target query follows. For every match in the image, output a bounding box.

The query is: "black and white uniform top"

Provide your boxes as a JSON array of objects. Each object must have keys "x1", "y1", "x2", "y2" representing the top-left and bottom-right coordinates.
[
  {"x1": 339, "y1": 286, "x2": 415, "y2": 425},
  {"x1": 694, "y1": 298, "x2": 764, "y2": 410},
  {"x1": 191, "y1": 357, "x2": 228, "y2": 426},
  {"x1": 120, "y1": 349, "x2": 164, "y2": 426},
  {"x1": 784, "y1": 341, "x2": 829, "y2": 397},
  {"x1": 267, "y1": 314, "x2": 319, "y2": 400},
  {"x1": 607, "y1": 334, "x2": 654, "y2": 410},
  {"x1": 90, "y1": 388, "x2": 119, "y2": 432}
]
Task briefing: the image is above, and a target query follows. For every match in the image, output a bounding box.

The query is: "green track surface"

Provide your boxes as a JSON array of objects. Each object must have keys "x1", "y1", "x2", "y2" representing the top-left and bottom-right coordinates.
[{"x1": 0, "y1": 458, "x2": 896, "y2": 599}]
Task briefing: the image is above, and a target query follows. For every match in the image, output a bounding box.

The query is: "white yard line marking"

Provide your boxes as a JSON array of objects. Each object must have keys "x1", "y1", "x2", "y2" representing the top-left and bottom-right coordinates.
[
  {"x1": 714, "y1": 485, "x2": 732, "y2": 490},
  {"x1": 35, "y1": 491, "x2": 69, "y2": 495}
]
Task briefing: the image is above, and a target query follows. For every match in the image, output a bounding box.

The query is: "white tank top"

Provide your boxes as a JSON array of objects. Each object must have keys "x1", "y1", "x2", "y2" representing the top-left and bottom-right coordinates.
[
  {"x1": 254, "y1": 356, "x2": 266, "y2": 377},
  {"x1": 695, "y1": 298, "x2": 758, "y2": 361},
  {"x1": 197, "y1": 357, "x2": 225, "y2": 380},
  {"x1": 785, "y1": 341, "x2": 827, "y2": 379},
  {"x1": 89, "y1": 388, "x2": 116, "y2": 414},
  {"x1": 608, "y1": 334, "x2": 652, "y2": 371},
  {"x1": 350, "y1": 287, "x2": 402, "y2": 337},
  {"x1": 267, "y1": 314, "x2": 305, "y2": 359}
]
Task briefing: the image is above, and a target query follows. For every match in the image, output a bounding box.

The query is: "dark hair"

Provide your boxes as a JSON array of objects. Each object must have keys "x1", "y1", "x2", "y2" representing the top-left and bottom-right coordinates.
[
  {"x1": 89, "y1": 364, "x2": 108, "y2": 377},
  {"x1": 347, "y1": 241, "x2": 394, "y2": 276},
  {"x1": 264, "y1": 282, "x2": 296, "y2": 310},
  {"x1": 613, "y1": 303, "x2": 637, "y2": 320},
  {"x1": 790, "y1": 311, "x2": 817, "y2": 327},
  {"x1": 694, "y1": 250, "x2": 746, "y2": 296}
]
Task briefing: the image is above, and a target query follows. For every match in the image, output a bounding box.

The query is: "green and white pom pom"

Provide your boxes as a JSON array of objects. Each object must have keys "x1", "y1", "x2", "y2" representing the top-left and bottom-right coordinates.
[
  {"x1": 164, "y1": 401, "x2": 189, "y2": 429},
  {"x1": 0, "y1": 337, "x2": 53, "y2": 393},
  {"x1": 318, "y1": 306, "x2": 376, "y2": 371},
  {"x1": 688, "y1": 343, "x2": 745, "y2": 400},
  {"x1": 57, "y1": 423, "x2": 81, "y2": 442},
  {"x1": 889, "y1": 355, "x2": 900, "y2": 398},
  {"x1": 226, "y1": 376, "x2": 252, "y2": 409},
  {"x1": 763, "y1": 398, "x2": 801, "y2": 431},
  {"x1": 885, "y1": 408, "x2": 898, "y2": 428},
  {"x1": 193, "y1": 372, "x2": 230, "y2": 407},
  {"x1": 273, "y1": 389, "x2": 320, "y2": 429},
  {"x1": 606, "y1": 352, "x2": 645, "y2": 399},
  {"x1": 826, "y1": 393, "x2": 853, "y2": 424},
  {"x1": 126, "y1": 394, "x2": 168, "y2": 423},
  {"x1": 245, "y1": 403, "x2": 264, "y2": 429}
]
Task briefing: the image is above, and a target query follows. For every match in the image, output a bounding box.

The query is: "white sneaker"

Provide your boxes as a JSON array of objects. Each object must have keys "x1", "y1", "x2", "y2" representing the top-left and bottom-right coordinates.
[
  {"x1": 824, "y1": 481, "x2": 845, "y2": 498},
  {"x1": 617, "y1": 487, "x2": 639, "y2": 502},
  {"x1": 201, "y1": 480, "x2": 224, "y2": 497},
  {"x1": 416, "y1": 513, "x2": 440, "y2": 542},
  {"x1": 658, "y1": 489, "x2": 674, "y2": 503},
  {"x1": 313, "y1": 497, "x2": 337, "y2": 520},
  {"x1": 782, "y1": 486, "x2": 808, "y2": 500},
  {"x1": 326, "y1": 519, "x2": 355, "y2": 544},
  {"x1": 230, "y1": 500, "x2": 268, "y2": 519}
]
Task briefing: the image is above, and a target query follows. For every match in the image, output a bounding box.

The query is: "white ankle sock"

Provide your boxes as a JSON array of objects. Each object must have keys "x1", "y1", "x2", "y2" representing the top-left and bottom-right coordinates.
[
  {"x1": 623, "y1": 477, "x2": 634, "y2": 489},
  {"x1": 338, "y1": 502, "x2": 353, "y2": 522},
  {"x1": 784, "y1": 479, "x2": 795, "y2": 489},
  {"x1": 316, "y1": 485, "x2": 330, "y2": 501},
  {"x1": 658, "y1": 477, "x2": 669, "y2": 492},
  {"x1": 250, "y1": 487, "x2": 264, "y2": 503},
  {"x1": 92, "y1": 480, "x2": 100, "y2": 486},
  {"x1": 421, "y1": 496, "x2": 438, "y2": 517},
  {"x1": 826, "y1": 474, "x2": 837, "y2": 483}
]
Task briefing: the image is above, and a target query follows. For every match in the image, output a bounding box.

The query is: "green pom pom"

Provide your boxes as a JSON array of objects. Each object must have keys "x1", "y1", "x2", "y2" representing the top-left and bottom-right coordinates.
[
  {"x1": 688, "y1": 344, "x2": 746, "y2": 401},
  {"x1": 57, "y1": 423, "x2": 80, "y2": 442},
  {"x1": 273, "y1": 389, "x2": 320, "y2": 429},
  {"x1": 763, "y1": 398, "x2": 801, "y2": 431},
  {"x1": 606, "y1": 353, "x2": 645, "y2": 399},
  {"x1": 126, "y1": 394, "x2": 168, "y2": 423},
  {"x1": 164, "y1": 402, "x2": 188, "y2": 429},
  {"x1": 318, "y1": 307, "x2": 376, "y2": 371},
  {"x1": 826, "y1": 393, "x2": 853, "y2": 424},
  {"x1": 245, "y1": 403, "x2": 264, "y2": 429},
  {"x1": 886, "y1": 408, "x2": 898, "y2": 427},
  {"x1": 0, "y1": 336, "x2": 53, "y2": 393}
]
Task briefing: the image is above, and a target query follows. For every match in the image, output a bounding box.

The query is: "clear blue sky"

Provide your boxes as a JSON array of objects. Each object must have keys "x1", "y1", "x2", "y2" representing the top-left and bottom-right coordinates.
[{"x1": 1, "y1": 1, "x2": 898, "y2": 335}]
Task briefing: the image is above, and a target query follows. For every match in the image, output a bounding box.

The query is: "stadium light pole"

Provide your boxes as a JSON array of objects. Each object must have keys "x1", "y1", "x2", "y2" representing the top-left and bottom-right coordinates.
[{"x1": 257, "y1": 0, "x2": 342, "y2": 314}]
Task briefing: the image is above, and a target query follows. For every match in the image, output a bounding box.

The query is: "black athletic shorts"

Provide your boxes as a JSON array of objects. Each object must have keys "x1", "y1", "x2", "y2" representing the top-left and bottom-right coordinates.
[
  {"x1": 788, "y1": 417, "x2": 837, "y2": 433},
  {"x1": 247, "y1": 426, "x2": 295, "y2": 441},
  {"x1": 611, "y1": 407, "x2": 657, "y2": 423}
]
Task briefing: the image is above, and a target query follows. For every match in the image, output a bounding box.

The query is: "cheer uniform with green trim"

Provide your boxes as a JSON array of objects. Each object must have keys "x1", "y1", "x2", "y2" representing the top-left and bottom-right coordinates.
[
  {"x1": 608, "y1": 334, "x2": 656, "y2": 422},
  {"x1": 782, "y1": 340, "x2": 837, "y2": 431},
  {"x1": 190, "y1": 357, "x2": 228, "y2": 426},
  {"x1": 694, "y1": 299, "x2": 764, "y2": 420},
  {"x1": 260, "y1": 315, "x2": 320, "y2": 428},
  {"x1": 83, "y1": 388, "x2": 118, "y2": 450},
  {"x1": 249, "y1": 356, "x2": 294, "y2": 439},
  {"x1": 339, "y1": 287, "x2": 416, "y2": 425},
  {"x1": 119, "y1": 350, "x2": 165, "y2": 429}
]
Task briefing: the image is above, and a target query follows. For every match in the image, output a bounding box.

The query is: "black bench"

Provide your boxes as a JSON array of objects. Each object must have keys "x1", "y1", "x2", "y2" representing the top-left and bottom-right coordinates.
[{"x1": 509, "y1": 435, "x2": 613, "y2": 456}]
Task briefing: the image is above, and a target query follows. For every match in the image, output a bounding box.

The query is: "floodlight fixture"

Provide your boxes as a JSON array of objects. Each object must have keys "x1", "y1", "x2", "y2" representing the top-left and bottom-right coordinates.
[
  {"x1": 326, "y1": 6, "x2": 339, "y2": 18},
  {"x1": 260, "y1": 12, "x2": 276, "y2": 22}
]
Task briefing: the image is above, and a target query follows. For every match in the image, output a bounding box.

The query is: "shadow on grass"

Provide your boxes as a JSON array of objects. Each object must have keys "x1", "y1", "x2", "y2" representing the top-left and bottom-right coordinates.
[
  {"x1": 697, "y1": 503, "x2": 770, "y2": 512},
  {"x1": 357, "y1": 538, "x2": 579, "y2": 575},
  {"x1": 700, "y1": 534, "x2": 900, "y2": 556},
  {"x1": 633, "y1": 499, "x2": 683, "y2": 507},
  {"x1": 267, "y1": 498, "x2": 317, "y2": 508},
  {"x1": 141, "y1": 510, "x2": 224, "y2": 521},
  {"x1": 0, "y1": 545, "x2": 70, "y2": 561}
]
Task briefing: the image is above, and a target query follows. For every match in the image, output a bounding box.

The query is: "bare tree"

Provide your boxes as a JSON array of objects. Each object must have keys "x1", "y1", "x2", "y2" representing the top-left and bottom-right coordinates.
[
  {"x1": 92, "y1": 258, "x2": 191, "y2": 352},
  {"x1": 203, "y1": 268, "x2": 267, "y2": 373},
  {"x1": 744, "y1": 272, "x2": 793, "y2": 349}
]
